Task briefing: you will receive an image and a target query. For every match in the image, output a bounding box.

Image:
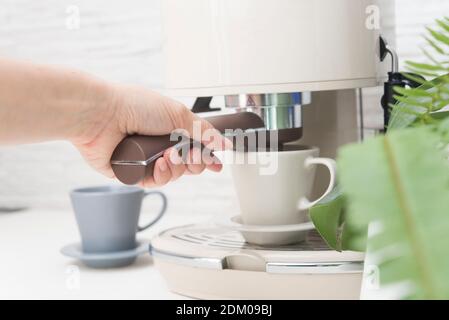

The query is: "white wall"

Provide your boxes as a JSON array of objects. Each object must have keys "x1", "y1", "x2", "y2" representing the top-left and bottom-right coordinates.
[
  {"x1": 0, "y1": 0, "x2": 237, "y2": 214},
  {"x1": 395, "y1": 0, "x2": 449, "y2": 64},
  {"x1": 0, "y1": 0, "x2": 448, "y2": 211}
]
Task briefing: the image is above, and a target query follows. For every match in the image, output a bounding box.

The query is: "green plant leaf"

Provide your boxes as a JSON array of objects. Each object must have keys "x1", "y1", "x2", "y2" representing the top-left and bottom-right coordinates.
[
  {"x1": 425, "y1": 36, "x2": 445, "y2": 55},
  {"x1": 309, "y1": 187, "x2": 346, "y2": 251},
  {"x1": 402, "y1": 73, "x2": 432, "y2": 87},
  {"x1": 406, "y1": 68, "x2": 440, "y2": 78},
  {"x1": 389, "y1": 105, "x2": 424, "y2": 130},
  {"x1": 434, "y1": 98, "x2": 449, "y2": 110},
  {"x1": 393, "y1": 95, "x2": 431, "y2": 109},
  {"x1": 427, "y1": 27, "x2": 449, "y2": 48},
  {"x1": 389, "y1": 78, "x2": 449, "y2": 130},
  {"x1": 393, "y1": 86, "x2": 435, "y2": 98},
  {"x1": 422, "y1": 48, "x2": 444, "y2": 67},
  {"x1": 309, "y1": 186, "x2": 368, "y2": 252},
  {"x1": 337, "y1": 127, "x2": 449, "y2": 299},
  {"x1": 405, "y1": 61, "x2": 448, "y2": 72},
  {"x1": 431, "y1": 110, "x2": 449, "y2": 121},
  {"x1": 437, "y1": 19, "x2": 449, "y2": 34}
]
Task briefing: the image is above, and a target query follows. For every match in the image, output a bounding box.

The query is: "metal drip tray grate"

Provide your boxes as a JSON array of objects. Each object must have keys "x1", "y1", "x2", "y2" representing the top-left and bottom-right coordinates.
[
  {"x1": 151, "y1": 225, "x2": 364, "y2": 275},
  {"x1": 170, "y1": 228, "x2": 330, "y2": 251}
]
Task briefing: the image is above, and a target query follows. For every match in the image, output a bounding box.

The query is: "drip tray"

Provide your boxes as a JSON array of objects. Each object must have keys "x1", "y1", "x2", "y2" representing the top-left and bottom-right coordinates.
[{"x1": 150, "y1": 224, "x2": 364, "y2": 299}]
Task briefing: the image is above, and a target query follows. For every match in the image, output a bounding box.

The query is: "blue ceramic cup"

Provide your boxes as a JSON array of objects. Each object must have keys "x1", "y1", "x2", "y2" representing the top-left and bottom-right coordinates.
[{"x1": 70, "y1": 186, "x2": 167, "y2": 254}]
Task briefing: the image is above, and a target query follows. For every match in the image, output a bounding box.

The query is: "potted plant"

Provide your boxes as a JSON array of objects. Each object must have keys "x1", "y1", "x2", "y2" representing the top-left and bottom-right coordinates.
[{"x1": 311, "y1": 17, "x2": 449, "y2": 299}]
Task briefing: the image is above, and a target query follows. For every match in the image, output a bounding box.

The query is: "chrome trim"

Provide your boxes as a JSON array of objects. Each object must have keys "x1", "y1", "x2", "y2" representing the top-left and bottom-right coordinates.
[
  {"x1": 111, "y1": 150, "x2": 166, "y2": 167},
  {"x1": 150, "y1": 246, "x2": 225, "y2": 270},
  {"x1": 238, "y1": 105, "x2": 302, "y2": 131},
  {"x1": 224, "y1": 93, "x2": 311, "y2": 108},
  {"x1": 224, "y1": 93, "x2": 309, "y2": 131},
  {"x1": 385, "y1": 44, "x2": 399, "y2": 73},
  {"x1": 150, "y1": 246, "x2": 363, "y2": 274},
  {"x1": 110, "y1": 160, "x2": 149, "y2": 166},
  {"x1": 266, "y1": 262, "x2": 363, "y2": 274}
]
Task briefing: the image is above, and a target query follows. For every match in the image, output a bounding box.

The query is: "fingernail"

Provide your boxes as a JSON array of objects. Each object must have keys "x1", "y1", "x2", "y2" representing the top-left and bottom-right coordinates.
[{"x1": 169, "y1": 148, "x2": 183, "y2": 165}]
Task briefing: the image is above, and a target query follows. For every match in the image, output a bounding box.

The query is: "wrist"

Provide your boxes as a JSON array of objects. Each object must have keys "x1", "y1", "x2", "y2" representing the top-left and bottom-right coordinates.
[{"x1": 66, "y1": 75, "x2": 118, "y2": 145}]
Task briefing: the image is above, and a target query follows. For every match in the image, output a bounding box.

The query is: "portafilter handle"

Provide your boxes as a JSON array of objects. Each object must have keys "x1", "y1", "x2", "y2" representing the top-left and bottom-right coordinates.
[{"x1": 110, "y1": 112, "x2": 265, "y2": 185}]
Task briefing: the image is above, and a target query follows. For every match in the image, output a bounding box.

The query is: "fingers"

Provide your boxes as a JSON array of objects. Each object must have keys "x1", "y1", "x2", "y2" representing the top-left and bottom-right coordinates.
[
  {"x1": 140, "y1": 146, "x2": 223, "y2": 188},
  {"x1": 199, "y1": 145, "x2": 223, "y2": 173},
  {"x1": 171, "y1": 112, "x2": 229, "y2": 176},
  {"x1": 139, "y1": 159, "x2": 173, "y2": 188},
  {"x1": 186, "y1": 148, "x2": 206, "y2": 175},
  {"x1": 141, "y1": 149, "x2": 186, "y2": 187},
  {"x1": 165, "y1": 148, "x2": 186, "y2": 180},
  {"x1": 206, "y1": 161, "x2": 223, "y2": 173},
  {"x1": 185, "y1": 147, "x2": 224, "y2": 174},
  {"x1": 153, "y1": 157, "x2": 171, "y2": 186}
]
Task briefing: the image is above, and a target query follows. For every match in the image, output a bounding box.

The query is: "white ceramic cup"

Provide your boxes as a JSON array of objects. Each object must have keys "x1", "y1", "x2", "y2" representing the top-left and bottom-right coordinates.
[{"x1": 228, "y1": 145, "x2": 336, "y2": 245}]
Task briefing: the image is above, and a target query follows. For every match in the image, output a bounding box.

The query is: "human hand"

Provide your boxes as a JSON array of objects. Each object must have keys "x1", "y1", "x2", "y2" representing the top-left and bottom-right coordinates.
[{"x1": 72, "y1": 84, "x2": 230, "y2": 187}]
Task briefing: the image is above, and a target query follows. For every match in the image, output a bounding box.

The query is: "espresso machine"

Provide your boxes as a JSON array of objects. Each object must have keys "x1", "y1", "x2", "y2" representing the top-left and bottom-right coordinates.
[{"x1": 110, "y1": 0, "x2": 398, "y2": 299}]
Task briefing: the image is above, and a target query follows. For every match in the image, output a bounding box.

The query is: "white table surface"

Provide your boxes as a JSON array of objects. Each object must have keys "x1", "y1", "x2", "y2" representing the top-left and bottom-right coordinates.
[{"x1": 0, "y1": 208, "x2": 209, "y2": 300}]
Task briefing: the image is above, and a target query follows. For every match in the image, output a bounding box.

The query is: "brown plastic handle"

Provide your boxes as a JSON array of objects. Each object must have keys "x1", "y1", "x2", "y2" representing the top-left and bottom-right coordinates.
[{"x1": 111, "y1": 112, "x2": 265, "y2": 185}]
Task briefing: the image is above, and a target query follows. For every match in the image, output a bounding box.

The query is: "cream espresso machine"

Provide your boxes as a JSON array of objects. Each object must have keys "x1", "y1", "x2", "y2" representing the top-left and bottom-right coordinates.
[{"x1": 110, "y1": 0, "x2": 404, "y2": 299}]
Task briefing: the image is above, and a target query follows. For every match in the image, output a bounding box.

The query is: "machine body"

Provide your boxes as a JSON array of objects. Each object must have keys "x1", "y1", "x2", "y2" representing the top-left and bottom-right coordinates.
[
  {"x1": 109, "y1": 0, "x2": 399, "y2": 299},
  {"x1": 162, "y1": 0, "x2": 380, "y2": 95}
]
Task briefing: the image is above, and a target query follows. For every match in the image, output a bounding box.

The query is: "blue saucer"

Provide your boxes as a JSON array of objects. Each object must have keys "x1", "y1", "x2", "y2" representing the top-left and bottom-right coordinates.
[{"x1": 61, "y1": 241, "x2": 150, "y2": 269}]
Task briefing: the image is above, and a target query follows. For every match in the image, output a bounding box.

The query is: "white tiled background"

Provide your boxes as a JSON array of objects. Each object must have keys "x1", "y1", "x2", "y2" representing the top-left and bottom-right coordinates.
[{"x1": 0, "y1": 0, "x2": 448, "y2": 212}]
